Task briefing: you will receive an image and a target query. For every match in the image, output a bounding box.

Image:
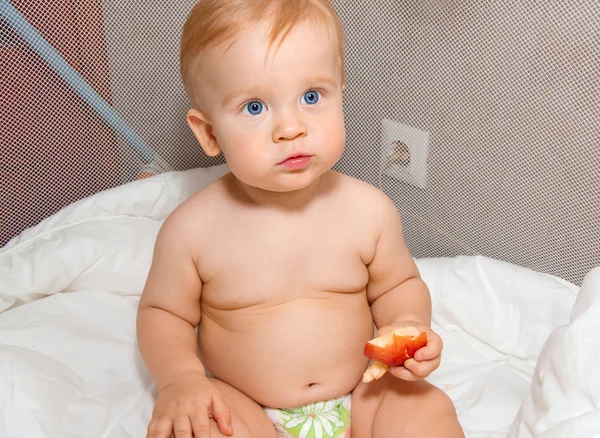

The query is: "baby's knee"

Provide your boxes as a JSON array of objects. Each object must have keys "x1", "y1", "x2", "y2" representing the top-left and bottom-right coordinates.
[
  {"x1": 208, "y1": 378, "x2": 277, "y2": 438},
  {"x1": 427, "y1": 388, "x2": 464, "y2": 437},
  {"x1": 420, "y1": 386, "x2": 463, "y2": 436},
  {"x1": 386, "y1": 379, "x2": 459, "y2": 421},
  {"x1": 208, "y1": 416, "x2": 254, "y2": 438},
  {"x1": 367, "y1": 382, "x2": 462, "y2": 438},
  {"x1": 426, "y1": 385, "x2": 458, "y2": 417},
  {"x1": 205, "y1": 404, "x2": 276, "y2": 438}
]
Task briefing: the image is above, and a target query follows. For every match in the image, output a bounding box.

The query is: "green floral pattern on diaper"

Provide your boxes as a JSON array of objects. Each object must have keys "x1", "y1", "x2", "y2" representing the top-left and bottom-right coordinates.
[{"x1": 280, "y1": 397, "x2": 350, "y2": 438}]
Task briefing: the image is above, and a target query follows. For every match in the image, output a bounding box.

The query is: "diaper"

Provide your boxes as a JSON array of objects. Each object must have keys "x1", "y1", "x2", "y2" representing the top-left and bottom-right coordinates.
[{"x1": 263, "y1": 393, "x2": 352, "y2": 438}]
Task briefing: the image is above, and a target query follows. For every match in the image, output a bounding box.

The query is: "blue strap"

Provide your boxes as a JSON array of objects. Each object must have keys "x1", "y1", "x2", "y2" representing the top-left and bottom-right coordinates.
[{"x1": 0, "y1": 0, "x2": 155, "y2": 162}]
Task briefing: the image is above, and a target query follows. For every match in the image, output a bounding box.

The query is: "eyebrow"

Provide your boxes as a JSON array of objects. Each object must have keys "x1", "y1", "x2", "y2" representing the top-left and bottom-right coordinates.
[
  {"x1": 222, "y1": 89, "x2": 254, "y2": 108},
  {"x1": 310, "y1": 75, "x2": 339, "y2": 88}
]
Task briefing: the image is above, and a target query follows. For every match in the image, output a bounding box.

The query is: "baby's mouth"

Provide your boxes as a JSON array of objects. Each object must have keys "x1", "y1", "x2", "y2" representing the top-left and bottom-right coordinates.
[{"x1": 277, "y1": 155, "x2": 313, "y2": 170}]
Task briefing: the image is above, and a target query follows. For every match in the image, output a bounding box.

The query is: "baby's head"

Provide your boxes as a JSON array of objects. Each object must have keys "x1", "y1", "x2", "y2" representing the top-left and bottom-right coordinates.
[{"x1": 180, "y1": 0, "x2": 346, "y2": 193}]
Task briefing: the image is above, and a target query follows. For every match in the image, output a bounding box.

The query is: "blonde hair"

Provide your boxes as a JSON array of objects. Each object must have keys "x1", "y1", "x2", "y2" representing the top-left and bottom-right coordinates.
[{"x1": 180, "y1": 0, "x2": 345, "y2": 108}]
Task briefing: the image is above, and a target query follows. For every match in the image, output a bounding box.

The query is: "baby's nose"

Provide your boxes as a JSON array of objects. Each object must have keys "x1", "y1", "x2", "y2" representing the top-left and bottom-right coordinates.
[{"x1": 272, "y1": 113, "x2": 307, "y2": 142}]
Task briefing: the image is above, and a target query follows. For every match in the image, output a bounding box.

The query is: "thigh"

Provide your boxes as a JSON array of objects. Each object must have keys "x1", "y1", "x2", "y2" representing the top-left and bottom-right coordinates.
[
  {"x1": 351, "y1": 373, "x2": 463, "y2": 438},
  {"x1": 208, "y1": 378, "x2": 277, "y2": 438}
]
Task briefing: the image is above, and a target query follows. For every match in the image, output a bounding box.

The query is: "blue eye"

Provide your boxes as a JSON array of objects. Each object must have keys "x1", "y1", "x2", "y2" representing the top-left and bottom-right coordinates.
[
  {"x1": 243, "y1": 101, "x2": 264, "y2": 116},
  {"x1": 301, "y1": 90, "x2": 320, "y2": 105}
]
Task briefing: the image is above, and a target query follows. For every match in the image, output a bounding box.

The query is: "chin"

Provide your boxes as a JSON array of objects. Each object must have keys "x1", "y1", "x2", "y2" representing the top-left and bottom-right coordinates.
[
  {"x1": 275, "y1": 180, "x2": 315, "y2": 193},
  {"x1": 251, "y1": 176, "x2": 315, "y2": 193},
  {"x1": 234, "y1": 160, "x2": 332, "y2": 193},
  {"x1": 277, "y1": 167, "x2": 327, "y2": 192},
  {"x1": 231, "y1": 173, "x2": 307, "y2": 193}
]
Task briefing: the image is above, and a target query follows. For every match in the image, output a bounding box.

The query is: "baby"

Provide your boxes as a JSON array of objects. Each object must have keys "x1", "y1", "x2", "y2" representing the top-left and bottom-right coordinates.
[{"x1": 137, "y1": 1, "x2": 464, "y2": 437}]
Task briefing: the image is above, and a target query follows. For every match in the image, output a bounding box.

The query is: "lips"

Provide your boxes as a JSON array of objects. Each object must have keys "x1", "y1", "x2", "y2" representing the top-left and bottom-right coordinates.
[
  {"x1": 278, "y1": 154, "x2": 310, "y2": 164},
  {"x1": 278, "y1": 154, "x2": 312, "y2": 170}
]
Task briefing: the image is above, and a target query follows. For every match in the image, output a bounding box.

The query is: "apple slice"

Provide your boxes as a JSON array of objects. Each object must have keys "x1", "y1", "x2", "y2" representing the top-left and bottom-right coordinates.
[
  {"x1": 363, "y1": 326, "x2": 427, "y2": 367},
  {"x1": 362, "y1": 360, "x2": 389, "y2": 383}
]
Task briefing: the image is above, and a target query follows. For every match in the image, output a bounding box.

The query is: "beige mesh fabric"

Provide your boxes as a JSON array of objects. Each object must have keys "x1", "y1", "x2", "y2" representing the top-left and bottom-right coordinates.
[{"x1": 1, "y1": 1, "x2": 599, "y2": 284}]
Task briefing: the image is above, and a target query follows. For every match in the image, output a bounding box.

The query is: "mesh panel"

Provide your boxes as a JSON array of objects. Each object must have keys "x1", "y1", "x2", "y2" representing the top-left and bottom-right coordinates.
[{"x1": 1, "y1": 0, "x2": 599, "y2": 284}]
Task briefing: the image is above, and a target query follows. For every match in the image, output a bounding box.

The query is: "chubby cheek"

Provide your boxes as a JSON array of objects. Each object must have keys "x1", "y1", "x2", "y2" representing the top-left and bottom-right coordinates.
[
  {"x1": 218, "y1": 131, "x2": 269, "y2": 184},
  {"x1": 318, "y1": 113, "x2": 346, "y2": 165}
]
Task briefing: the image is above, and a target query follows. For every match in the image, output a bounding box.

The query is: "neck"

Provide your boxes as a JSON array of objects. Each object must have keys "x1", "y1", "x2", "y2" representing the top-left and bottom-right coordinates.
[{"x1": 235, "y1": 175, "x2": 324, "y2": 211}]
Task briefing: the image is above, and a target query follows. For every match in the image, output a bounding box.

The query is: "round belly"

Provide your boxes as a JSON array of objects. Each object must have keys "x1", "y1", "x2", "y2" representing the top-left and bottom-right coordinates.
[{"x1": 198, "y1": 295, "x2": 374, "y2": 408}]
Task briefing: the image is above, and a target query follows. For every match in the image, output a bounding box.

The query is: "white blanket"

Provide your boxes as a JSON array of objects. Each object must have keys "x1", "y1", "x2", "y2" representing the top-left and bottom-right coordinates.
[
  {"x1": 509, "y1": 266, "x2": 600, "y2": 437},
  {"x1": 0, "y1": 166, "x2": 585, "y2": 437}
]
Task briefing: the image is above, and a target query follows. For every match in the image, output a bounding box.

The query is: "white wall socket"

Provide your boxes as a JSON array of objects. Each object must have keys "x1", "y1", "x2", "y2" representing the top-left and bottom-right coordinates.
[{"x1": 380, "y1": 119, "x2": 429, "y2": 189}]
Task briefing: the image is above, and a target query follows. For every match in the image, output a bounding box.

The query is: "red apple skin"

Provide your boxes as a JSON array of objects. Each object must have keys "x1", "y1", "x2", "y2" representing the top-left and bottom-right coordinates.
[{"x1": 363, "y1": 330, "x2": 428, "y2": 366}]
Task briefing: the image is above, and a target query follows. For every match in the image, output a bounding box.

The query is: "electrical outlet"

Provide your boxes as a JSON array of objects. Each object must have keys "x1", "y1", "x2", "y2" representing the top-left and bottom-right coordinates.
[{"x1": 380, "y1": 119, "x2": 429, "y2": 189}]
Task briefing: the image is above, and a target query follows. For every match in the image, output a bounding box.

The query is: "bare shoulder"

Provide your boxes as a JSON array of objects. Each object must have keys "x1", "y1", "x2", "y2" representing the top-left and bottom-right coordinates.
[
  {"x1": 327, "y1": 171, "x2": 398, "y2": 220},
  {"x1": 158, "y1": 172, "x2": 234, "y2": 242}
]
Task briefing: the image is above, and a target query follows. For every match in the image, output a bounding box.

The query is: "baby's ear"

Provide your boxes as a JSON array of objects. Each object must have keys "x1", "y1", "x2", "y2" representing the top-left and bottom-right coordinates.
[{"x1": 186, "y1": 109, "x2": 222, "y2": 156}]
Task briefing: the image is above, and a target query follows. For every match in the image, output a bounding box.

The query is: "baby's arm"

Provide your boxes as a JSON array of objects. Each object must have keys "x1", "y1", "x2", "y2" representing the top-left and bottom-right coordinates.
[
  {"x1": 137, "y1": 209, "x2": 205, "y2": 389},
  {"x1": 365, "y1": 193, "x2": 441, "y2": 380},
  {"x1": 366, "y1": 194, "x2": 431, "y2": 328},
  {"x1": 137, "y1": 208, "x2": 232, "y2": 436}
]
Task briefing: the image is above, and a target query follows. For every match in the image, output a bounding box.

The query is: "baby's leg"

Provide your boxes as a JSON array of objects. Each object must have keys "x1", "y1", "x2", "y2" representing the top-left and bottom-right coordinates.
[
  {"x1": 351, "y1": 373, "x2": 463, "y2": 438},
  {"x1": 207, "y1": 378, "x2": 277, "y2": 438}
]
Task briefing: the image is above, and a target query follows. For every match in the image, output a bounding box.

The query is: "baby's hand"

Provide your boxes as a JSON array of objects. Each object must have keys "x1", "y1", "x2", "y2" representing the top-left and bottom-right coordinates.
[
  {"x1": 376, "y1": 322, "x2": 443, "y2": 382},
  {"x1": 147, "y1": 370, "x2": 233, "y2": 438}
]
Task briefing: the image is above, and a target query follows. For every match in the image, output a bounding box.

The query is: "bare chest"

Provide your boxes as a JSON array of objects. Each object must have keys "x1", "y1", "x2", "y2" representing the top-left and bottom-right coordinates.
[{"x1": 197, "y1": 217, "x2": 373, "y2": 310}]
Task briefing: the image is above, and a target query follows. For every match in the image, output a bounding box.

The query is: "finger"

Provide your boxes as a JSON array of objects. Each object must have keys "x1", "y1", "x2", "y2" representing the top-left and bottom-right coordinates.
[
  {"x1": 147, "y1": 417, "x2": 159, "y2": 438},
  {"x1": 173, "y1": 414, "x2": 193, "y2": 438},
  {"x1": 388, "y1": 365, "x2": 420, "y2": 381},
  {"x1": 148, "y1": 414, "x2": 174, "y2": 438},
  {"x1": 404, "y1": 356, "x2": 441, "y2": 378},
  {"x1": 415, "y1": 335, "x2": 443, "y2": 361},
  {"x1": 211, "y1": 396, "x2": 234, "y2": 436},
  {"x1": 190, "y1": 407, "x2": 211, "y2": 438}
]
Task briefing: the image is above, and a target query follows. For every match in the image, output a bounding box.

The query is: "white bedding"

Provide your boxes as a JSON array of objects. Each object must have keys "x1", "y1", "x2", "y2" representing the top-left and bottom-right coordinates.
[
  {"x1": 0, "y1": 165, "x2": 591, "y2": 437},
  {"x1": 509, "y1": 266, "x2": 600, "y2": 438}
]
